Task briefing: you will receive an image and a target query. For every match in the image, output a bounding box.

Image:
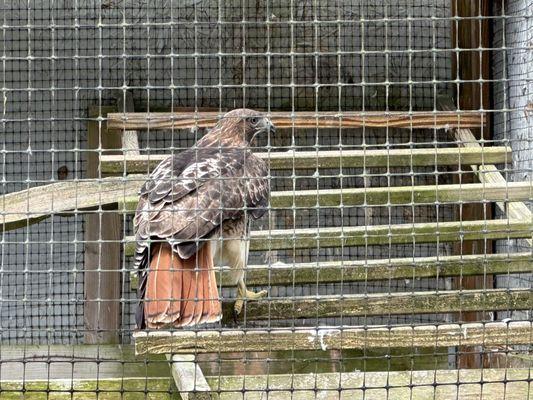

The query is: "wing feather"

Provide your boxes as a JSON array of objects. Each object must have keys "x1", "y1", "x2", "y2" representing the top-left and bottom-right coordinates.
[{"x1": 134, "y1": 147, "x2": 269, "y2": 267}]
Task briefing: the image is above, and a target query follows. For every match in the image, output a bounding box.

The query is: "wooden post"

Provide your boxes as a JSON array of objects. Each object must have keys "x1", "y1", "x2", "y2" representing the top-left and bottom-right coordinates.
[
  {"x1": 84, "y1": 105, "x2": 122, "y2": 344},
  {"x1": 451, "y1": 0, "x2": 493, "y2": 369},
  {"x1": 116, "y1": 91, "x2": 140, "y2": 156}
]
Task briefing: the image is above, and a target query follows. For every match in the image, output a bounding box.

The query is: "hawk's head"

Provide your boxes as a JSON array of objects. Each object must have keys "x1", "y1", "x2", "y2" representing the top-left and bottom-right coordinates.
[{"x1": 216, "y1": 108, "x2": 276, "y2": 144}]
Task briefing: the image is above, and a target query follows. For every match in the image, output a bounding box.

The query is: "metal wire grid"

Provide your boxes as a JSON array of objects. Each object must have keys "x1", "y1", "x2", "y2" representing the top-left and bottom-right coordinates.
[{"x1": 0, "y1": 0, "x2": 530, "y2": 398}]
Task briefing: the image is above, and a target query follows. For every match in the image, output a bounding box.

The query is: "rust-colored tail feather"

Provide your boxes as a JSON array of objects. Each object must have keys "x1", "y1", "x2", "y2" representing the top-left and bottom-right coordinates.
[{"x1": 144, "y1": 242, "x2": 221, "y2": 328}]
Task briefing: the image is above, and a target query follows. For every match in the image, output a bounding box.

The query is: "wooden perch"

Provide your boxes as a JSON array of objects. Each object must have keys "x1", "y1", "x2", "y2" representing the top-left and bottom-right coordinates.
[
  {"x1": 228, "y1": 288, "x2": 531, "y2": 321},
  {"x1": 124, "y1": 219, "x2": 531, "y2": 256},
  {"x1": 106, "y1": 110, "x2": 485, "y2": 131},
  {"x1": 133, "y1": 321, "x2": 532, "y2": 355},
  {"x1": 100, "y1": 146, "x2": 512, "y2": 174},
  {"x1": 128, "y1": 252, "x2": 532, "y2": 290},
  {"x1": 439, "y1": 96, "x2": 533, "y2": 247},
  {"x1": 118, "y1": 181, "x2": 532, "y2": 212},
  {"x1": 0, "y1": 177, "x2": 143, "y2": 232}
]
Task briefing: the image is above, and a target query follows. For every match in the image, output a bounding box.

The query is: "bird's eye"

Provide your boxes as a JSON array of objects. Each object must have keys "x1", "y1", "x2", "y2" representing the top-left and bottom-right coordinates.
[{"x1": 250, "y1": 117, "x2": 259, "y2": 125}]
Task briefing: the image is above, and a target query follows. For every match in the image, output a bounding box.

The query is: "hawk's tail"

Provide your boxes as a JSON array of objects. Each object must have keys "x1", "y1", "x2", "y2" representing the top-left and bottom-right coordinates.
[{"x1": 143, "y1": 242, "x2": 221, "y2": 328}]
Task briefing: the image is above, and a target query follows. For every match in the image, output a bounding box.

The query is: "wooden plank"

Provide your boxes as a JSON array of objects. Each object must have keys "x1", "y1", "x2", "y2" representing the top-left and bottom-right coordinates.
[
  {"x1": 127, "y1": 252, "x2": 531, "y2": 290},
  {"x1": 205, "y1": 369, "x2": 533, "y2": 400},
  {"x1": 117, "y1": 182, "x2": 532, "y2": 214},
  {"x1": 99, "y1": 146, "x2": 512, "y2": 174},
  {"x1": 166, "y1": 354, "x2": 212, "y2": 400},
  {"x1": 228, "y1": 288, "x2": 531, "y2": 321},
  {"x1": 84, "y1": 105, "x2": 122, "y2": 344},
  {"x1": 106, "y1": 110, "x2": 485, "y2": 131},
  {"x1": 5, "y1": 179, "x2": 526, "y2": 233},
  {"x1": 5, "y1": 180, "x2": 527, "y2": 233},
  {"x1": 0, "y1": 378, "x2": 177, "y2": 400},
  {"x1": 0, "y1": 345, "x2": 168, "y2": 381},
  {"x1": 123, "y1": 219, "x2": 531, "y2": 256},
  {"x1": 246, "y1": 219, "x2": 531, "y2": 251},
  {"x1": 133, "y1": 321, "x2": 532, "y2": 354},
  {"x1": 6, "y1": 369, "x2": 532, "y2": 400},
  {"x1": 0, "y1": 177, "x2": 143, "y2": 232},
  {"x1": 117, "y1": 91, "x2": 141, "y2": 156},
  {"x1": 447, "y1": 0, "x2": 492, "y2": 369}
]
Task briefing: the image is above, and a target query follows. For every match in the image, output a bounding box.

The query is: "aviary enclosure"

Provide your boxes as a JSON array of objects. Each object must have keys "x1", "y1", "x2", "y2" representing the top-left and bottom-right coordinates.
[{"x1": 0, "y1": 1, "x2": 531, "y2": 399}]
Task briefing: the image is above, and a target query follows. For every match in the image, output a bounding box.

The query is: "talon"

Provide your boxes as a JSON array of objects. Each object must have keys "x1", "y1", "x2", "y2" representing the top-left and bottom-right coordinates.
[
  {"x1": 234, "y1": 298, "x2": 244, "y2": 316},
  {"x1": 233, "y1": 288, "x2": 268, "y2": 320}
]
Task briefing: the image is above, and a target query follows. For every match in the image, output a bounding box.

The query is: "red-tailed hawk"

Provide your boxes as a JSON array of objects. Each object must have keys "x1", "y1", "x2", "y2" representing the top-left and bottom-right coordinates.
[{"x1": 134, "y1": 109, "x2": 274, "y2": 329}]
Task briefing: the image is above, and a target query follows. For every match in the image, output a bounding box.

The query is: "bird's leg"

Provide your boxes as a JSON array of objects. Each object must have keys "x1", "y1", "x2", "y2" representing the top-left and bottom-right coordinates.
[{"x1": 233, "y1": 278, "x2": 268, "y2": 318}]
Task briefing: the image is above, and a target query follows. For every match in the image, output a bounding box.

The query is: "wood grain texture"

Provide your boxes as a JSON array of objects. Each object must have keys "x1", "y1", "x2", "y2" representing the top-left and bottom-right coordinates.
[
  {"x1": 84, "y1": 105, "x2": 122, "y2": 344},
  {"x1": 167, "y1": 354, "x2": 212, "y2": 400},
  {"x1": 106, "y1": 110, "x2": 485, "y2": 131},
  {"x1": 123, "y1": 219, "x2": 531, "y2": 256},
  {"x1": 204, "y1": 369, "x2": 533, "y2": 400},
  {"x1": 117, "y1": 181, "x2": 532, "y2": 213},
  {"x1": 99, "y1": 146, "x2": 511, "y2": 174},
  {"x1": 128, "y1": 252, "x2": 532, "y2": 290},
  {"x1": 230, "y1": 288, "x2": 531, "y2": 321},
  {"x1": 0, "y1": 177, "x2": 143, "y2": 232},
  {"x1": 133, "y1": 321, "x2": 532, "y2": 354}
]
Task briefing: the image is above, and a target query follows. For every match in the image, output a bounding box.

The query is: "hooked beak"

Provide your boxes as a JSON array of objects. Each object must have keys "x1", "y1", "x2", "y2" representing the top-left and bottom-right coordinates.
[{"x1": 265, "y1": 117, "x2": 276, "y2": 136}]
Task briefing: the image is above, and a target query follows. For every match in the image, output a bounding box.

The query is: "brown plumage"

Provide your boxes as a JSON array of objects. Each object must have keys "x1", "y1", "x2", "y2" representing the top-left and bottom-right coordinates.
[{"x1": 135, "y1": 109, "x2": 274, "y2": 329}]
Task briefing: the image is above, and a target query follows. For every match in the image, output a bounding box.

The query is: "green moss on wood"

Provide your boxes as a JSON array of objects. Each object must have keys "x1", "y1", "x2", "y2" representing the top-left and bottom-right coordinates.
[
  {"x1": 100, "y1": 146, "x2": 511, "y2": 174},
  {"x1": 118, "y1": 181, "x2": 532, "y2": 213},
  {"x1": 204, "y1": 369, "x2": 532, "y2": 400},
  {"x1": 123, "y1": 219, "x2": 531, "y2": 256},
  {"x1": 231, "y1": 288, "x2": 531, "y2": 321},
  {"x1": 133, "y1": 321, "x2": 531, "y2": 355},
  {"x1": 128, "y1": 253, "x2": 530, "y2": 290}
]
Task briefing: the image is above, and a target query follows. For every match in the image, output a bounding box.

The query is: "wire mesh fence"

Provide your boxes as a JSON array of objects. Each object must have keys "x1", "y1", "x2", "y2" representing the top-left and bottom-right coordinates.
[{"x1": 0, "y1": 0, "x2": 531, "y2": 399}]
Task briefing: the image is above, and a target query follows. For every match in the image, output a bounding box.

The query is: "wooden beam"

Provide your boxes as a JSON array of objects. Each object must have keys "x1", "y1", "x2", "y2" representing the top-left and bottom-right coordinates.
[
  {"x1": 133, "y1": 321, "x2": 532, "y2": 354},
  {"x1": 99, "y1": 146, "x2": 512, "y2": 174},
  {"x1": 0, "y1": 344, "x2": 169, "y2": 381},
  {"x1": 116, "y1": 91, "x2": 141, "y2": 156},
  {"x1": 230, "y1": 288, "x2": 531, "y2": 321},
  {"x1": 84, "y1": 105, "x2": 122, "y2": 344},
  {"x1": 167, "y1": 354, "x2": 212, "y2": 400},
  {"x1": 117, "y1": 182, "x2": 532, "y2": 214},
  {"x1": 450, "y1": 0, "x2": 494, "y2": 369},
  {"x1": 4, "y1": 179, "x2": 527, "y2": 233},
  {"x1": 441, "y1": 98, "x2": 532, "y2": 247},
  {"x1": 0, "y1": 177, "x2": 143, "y2": 232},
  {"x1": 8, "y1": 369, "x2": 533, "y2": 399},
  {"x1": 123, "y1": 219, "x2": 531, "y2": 256},
  {"x1": 204, "y1": 369, "x2": 533, "y2": 399},
  {"x1": 127, "y1": 252, "x2": 531, "y2": 290},
  {"x1": 106, "y1": 110, "x2": 485, "y2": 131}
]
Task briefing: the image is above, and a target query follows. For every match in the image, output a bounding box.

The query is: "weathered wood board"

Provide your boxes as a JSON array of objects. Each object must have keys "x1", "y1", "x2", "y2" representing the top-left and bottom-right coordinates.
[
  {"x1": 133, "y1": 321, "x2": 532, "y2": 355},
  {"x1": 118, "y1": 181, "x2": 532, "y2": 212},
  {"x1": 123, "y1": 219, "x2": 531, "y2": 256},
  {"x1": 4, "y1": 369, "x2": 531, "y2": 400},
  {"x1": 228, "y1": 288, "x2": 531, "y2": 320},
  {"x1": 100, "y1": 146, "x2": 511, "y2": 174},
  {"x1": 106, "y1": 110, "x2": 485, "y2": 131},
  {"x1": 128, "y1": 252, "x2": 531, "y2": 290},
  {"x1": 205, "y1": 369, "x2": 533, "y2": 400},
  {"x1": 0, "y1": 177, "x2": 143, "y2": 232}
]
